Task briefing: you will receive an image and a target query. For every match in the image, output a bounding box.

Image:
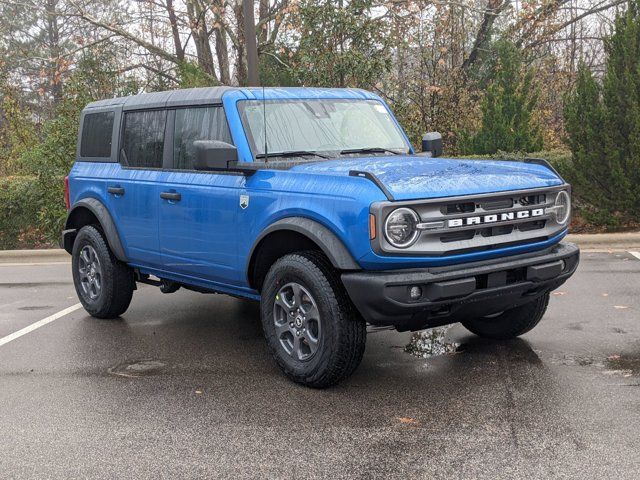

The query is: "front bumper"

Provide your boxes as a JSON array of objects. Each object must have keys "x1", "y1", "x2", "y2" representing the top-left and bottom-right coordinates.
[{"x1": 341, "y1": 242, "x2": 579, "y2": 331}]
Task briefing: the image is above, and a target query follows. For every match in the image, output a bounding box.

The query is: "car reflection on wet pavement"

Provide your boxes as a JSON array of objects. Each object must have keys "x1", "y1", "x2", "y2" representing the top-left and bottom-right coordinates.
[{"x1": 0, "y1": 251, "x2": 639, "y2": 479}]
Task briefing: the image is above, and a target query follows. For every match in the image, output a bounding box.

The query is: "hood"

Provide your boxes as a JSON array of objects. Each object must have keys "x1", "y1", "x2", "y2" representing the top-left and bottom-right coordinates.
[{"x1": 290, "y1": 156, "x2": 563, "y2": 201}]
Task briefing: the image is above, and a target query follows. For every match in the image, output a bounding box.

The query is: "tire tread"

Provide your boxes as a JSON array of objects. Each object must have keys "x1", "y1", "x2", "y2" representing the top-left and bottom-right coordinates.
[
  {"x1": 72, "y1": 225, "x2": 134, "y2": 319},
  {"x1": 261, "y1": 251, "x2": 366, "y2": 388},
  {"x1": 462, "y1": 293, "x2": 550, "y2": 339}
]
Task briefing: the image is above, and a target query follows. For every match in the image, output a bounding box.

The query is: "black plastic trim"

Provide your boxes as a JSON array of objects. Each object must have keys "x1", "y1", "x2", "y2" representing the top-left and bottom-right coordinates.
[
  {"x1": 524, "y1": 157, "x2": 563, "y2": 180},
  {"x1": 63, "y1": 198, "x2": 128, "y2": 262},
  {"x1": 349, "y1": 170, "x2": 394, "y2": 200},
  {"x1": 341, "y1": 242, "x2": 579, "y2": 330},
  {"x1": 247, "y1": 217, "x2": 361, "y2": 277}
]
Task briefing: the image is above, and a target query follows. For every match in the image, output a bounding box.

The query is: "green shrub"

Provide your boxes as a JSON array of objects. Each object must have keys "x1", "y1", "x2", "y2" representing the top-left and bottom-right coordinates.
[
  {"x1": 0, "y1": 176, "x2": 46, "y2": 249},
  {"x1": 461, "y1": 39, "x2": 543, "y2": 155},
  {"x1": 564, "y1": 2, "x2": 640, "y2": 225}
]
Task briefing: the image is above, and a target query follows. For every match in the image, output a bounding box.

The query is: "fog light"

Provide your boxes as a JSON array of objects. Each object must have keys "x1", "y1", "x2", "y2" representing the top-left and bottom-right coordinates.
[{"x1": 409, "y1": 285, "x2": 422, "y2": 300}]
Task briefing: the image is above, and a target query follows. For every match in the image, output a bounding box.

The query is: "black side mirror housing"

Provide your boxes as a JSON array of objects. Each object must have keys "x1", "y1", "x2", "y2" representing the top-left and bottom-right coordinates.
[
  {"x1": 193, "y1": 140, "x2": 239, "y2": 171},
  {"x1": 422, "y1": 132, "x2": 443, "y2": 157}
]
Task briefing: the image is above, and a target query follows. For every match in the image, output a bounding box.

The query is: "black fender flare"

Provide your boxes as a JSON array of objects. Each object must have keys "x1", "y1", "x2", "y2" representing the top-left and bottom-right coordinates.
[
  {"x1": 247, "y1": 217, "x2": 361, "y2": 276},
  {"x1": 63, "y1": 198, "x2": 128, "y2": 262}
]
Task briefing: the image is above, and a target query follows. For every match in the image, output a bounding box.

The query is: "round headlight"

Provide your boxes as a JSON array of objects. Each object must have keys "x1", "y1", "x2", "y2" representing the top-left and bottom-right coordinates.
[
  {"x1": 554, "y1": 190, "x2": 571, "y2": 224},
  {"x1": 384, "y1": 208, "x2": 420, "y2": 248}
]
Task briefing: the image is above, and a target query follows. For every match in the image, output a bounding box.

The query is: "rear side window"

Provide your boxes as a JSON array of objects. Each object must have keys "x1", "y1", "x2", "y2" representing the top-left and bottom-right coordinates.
[
  {"x1": 173, "y1": 107, "x2": 232, "y2": 170},
  {"x1": 80, "y1": 112, "x2": 114, "y2": 157},
  {"x1": 121, "y1": 110, "x2": 167, "y2": 168}
]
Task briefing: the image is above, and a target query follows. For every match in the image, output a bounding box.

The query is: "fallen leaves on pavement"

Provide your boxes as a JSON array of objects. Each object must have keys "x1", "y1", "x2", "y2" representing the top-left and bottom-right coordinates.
[{"x1": 397, "y1": 417, "x2": 421, "y2": 426}]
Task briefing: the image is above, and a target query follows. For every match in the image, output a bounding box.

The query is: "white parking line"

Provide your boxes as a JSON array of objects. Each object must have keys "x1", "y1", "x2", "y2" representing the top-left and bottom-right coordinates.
[
  {"x1": 0, "y1": 303, "x2": 82, "y2": 348},
  {"x1": 630, "y1": 251, "x2": 640, "y2": 260}
]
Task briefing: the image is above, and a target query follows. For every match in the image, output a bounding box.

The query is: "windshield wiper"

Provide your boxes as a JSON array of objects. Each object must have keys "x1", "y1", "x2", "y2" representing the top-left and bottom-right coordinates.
[
  {"x1": 255, "y1": 150, "x2": 330, "y2": 160},
  {"x1": 339, "y1": 147, "x2": 405, "y2": 156}
]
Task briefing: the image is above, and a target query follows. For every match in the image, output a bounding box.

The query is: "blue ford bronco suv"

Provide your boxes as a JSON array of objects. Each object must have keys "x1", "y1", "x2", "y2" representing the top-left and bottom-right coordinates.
[{"x1": 63, "y1": 87, "x2": 579, "y2": 387}]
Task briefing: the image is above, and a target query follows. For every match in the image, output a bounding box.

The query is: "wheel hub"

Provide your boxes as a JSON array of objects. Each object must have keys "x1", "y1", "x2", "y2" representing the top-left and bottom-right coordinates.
[
  {"x1": 77, "y1": 245, "x2": 102, "y2": 301},
  {"x1": 273, "y1": 282, "x2": 321, "y2": 361}
]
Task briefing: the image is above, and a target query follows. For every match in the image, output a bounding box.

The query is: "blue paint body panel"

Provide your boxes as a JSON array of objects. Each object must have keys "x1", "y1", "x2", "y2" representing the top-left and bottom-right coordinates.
[
  {"x1": 68, "y1": 87, "x2": 568, "y2": 301},
  {"x1": 291, "y1": 156, "x2": 563, "y2": 200}
]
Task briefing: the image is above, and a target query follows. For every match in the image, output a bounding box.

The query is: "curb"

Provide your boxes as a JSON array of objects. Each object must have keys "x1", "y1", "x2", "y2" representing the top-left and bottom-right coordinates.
[
  {"x1": 0, "y1": 249, "x2": 70, "y2": 264},
  {"x1": 0, "y1": 232, "x2": 638, "y2": 264},
  {"x1": 566, "y1": 232, "x2": 640, "y2": 250}
]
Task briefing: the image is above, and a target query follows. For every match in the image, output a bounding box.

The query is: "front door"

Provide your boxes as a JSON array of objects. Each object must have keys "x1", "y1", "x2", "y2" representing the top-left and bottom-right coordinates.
[{"x1": 158, "y1": 106, "x2": 243, "y2": 286}]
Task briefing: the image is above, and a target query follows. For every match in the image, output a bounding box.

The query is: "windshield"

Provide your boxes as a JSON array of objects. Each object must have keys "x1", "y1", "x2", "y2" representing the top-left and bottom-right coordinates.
[{"x1": 238, "y1": 99, "x2": 411, "y2": 157}]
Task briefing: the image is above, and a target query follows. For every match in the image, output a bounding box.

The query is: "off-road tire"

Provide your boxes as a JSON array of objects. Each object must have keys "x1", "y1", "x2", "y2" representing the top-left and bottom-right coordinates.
[
  {"x1": 462, "y1": 293, "x2": 550, "y2": 339},
  {"x1": 260, "y1": 251, "x2": 366, "y2": 388},
  {"x1": 72, "y1": 225, "x2": 135, "y2": 319}
]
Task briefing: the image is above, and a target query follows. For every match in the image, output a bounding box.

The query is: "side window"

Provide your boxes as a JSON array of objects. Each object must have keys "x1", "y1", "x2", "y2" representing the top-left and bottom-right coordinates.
[
  {"x1": 121, "y1": 110, "x2": 167, "y2": 168},
  {"x1": 80, "y1": 112, "x2": 114, "y2": 158},
  {"x1": 173, "y1": 107, "x2": 232, "y2": 170}
]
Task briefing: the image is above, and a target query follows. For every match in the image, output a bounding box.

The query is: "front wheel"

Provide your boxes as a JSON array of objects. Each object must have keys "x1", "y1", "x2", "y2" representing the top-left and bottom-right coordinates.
[
  {"x1": 72, "y1": 225, "x2": 135, "y2": 319},
  {"x1": 260, "y1": 251, "x2": 366, "y2": 388},
  {"x1": 462, "y1": 293, "x2": 550, "y2": 339}
]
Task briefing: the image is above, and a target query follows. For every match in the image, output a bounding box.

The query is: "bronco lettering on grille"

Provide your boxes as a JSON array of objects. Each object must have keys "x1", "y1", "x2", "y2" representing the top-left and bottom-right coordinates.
[{"x1": 447, "y1": 208, "x2": 545, "y2": 228}]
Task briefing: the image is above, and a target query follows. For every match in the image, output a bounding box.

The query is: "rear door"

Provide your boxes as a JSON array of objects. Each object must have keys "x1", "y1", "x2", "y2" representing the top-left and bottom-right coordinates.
[
  {"x1": 158, "y1": 106, "x2": 243, "y2": 286},
  {"x1": 105, "y1": 109, "x2": 168, "y2": 268}
]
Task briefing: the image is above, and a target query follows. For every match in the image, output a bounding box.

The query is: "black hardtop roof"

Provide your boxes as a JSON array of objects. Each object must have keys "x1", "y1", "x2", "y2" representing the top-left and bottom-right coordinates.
[
  {"x1": 82, "y1": 86, "x2": 376, "y2": 113},
  {"x1": 83, "y1": 86, "x2": 233, "y2": 111}
]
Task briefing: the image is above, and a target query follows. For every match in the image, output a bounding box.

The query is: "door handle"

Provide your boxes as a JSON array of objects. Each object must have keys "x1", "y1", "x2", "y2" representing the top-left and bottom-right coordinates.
[
  {"x1": 108, "y1": 186, "x2": 125, "y2": 196},
  {"x1": 160, "y1": 191, "x2": 181, "y2": 202}
]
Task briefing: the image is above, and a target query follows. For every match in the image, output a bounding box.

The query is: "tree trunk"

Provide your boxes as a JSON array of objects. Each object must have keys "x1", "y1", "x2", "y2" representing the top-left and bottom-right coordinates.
[
  {"x1": 212, "y1": 0, "x2": 231, "y2": 84},
  {"x1": 45, "y1": 0, "x2": 62, "y2": 106},
  {"x1": 234, "y1": 1, "x2": 247, "y2": 86},
  {"x1": 462, "y1": 0, "x2": 510, "y2": 72},
  {"x1": 186, "y1": 0, "x2": 217, "y2": 79},
  {"x1": 258, "y1": 0, "x2": 269, "y2": 45},
  {"x1": 166, "y1": 0, "x2": 185, "y2": 62}
]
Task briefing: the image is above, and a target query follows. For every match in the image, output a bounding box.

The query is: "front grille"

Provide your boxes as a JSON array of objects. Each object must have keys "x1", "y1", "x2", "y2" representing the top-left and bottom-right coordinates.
[{"x1": 374, "y1": 186, "x2": 568, "y2": 256}]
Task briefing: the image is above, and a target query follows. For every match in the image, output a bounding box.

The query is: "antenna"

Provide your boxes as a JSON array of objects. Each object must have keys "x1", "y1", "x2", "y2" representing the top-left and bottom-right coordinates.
[{"x1": 262, "y1": 86, "x2": 268, "y2": 162}]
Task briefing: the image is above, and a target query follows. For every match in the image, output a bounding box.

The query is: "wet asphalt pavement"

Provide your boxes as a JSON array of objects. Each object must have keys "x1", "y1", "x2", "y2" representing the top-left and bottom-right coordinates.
[{"x1": 0, "y1": 251, "x2": 639, "y2": 479}]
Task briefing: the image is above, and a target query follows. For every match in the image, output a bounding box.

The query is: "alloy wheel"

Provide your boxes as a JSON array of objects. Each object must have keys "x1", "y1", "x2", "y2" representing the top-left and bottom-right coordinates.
[
  {"x1": 273, "y1": 282, "x2": 321, "y2": 361},
  {"x1": 78, "y1": 245, "x2": 102, "y2": 301}
]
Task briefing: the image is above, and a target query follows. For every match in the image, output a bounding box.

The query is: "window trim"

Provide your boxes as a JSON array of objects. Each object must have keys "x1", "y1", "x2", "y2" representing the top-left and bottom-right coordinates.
[
  {"x1": 116, "y1": 103, "x2": 232, "y2": 172},
  {"x1": 168, "y1": 104, "x2": 233, "y2": 171},
  {"x1": 118, "y1": 107, "x2": 168, "y2": 170},
  {"x1": 76, "y1": 107, "x2": 121, "y2": 163},
  {"x1": 237, "y1": 98, "x2": 412, "y2": 160},
  {"x1": 79, "y1": 111, "x2": 115, "y2": 158}
]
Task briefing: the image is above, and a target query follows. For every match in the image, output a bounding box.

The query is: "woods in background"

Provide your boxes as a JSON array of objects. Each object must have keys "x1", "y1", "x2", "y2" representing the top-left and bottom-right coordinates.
[{"x1": 0, "y1": 0, "x2": 639, "y2": 248}]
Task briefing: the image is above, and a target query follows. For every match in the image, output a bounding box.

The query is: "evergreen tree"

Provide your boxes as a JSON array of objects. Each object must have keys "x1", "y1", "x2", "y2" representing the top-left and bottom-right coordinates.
[
  {"x1": 564, "y1": 1, "x2": 640, "y2": 224},
  {"x1": 463, "y1": 39, "x2": 543, "y2": 154},
  {"x1": 293, "y1": 0, "x2": 391, "y2": 89}
]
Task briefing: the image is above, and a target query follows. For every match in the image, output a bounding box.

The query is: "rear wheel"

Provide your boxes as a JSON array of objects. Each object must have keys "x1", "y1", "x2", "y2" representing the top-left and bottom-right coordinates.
[
  {"x1": 72, "y1": 225, "x2": 134, "y2": 318},
  {"x1": 462, "y1": 293, "x2": 550, "y2": 339},
  {"x1": 260, "y1": 251, "x2": 366, "y2": 388}
]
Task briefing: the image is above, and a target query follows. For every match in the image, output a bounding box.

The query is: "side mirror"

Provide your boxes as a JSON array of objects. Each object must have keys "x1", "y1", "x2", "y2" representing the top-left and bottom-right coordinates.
[
  {"x1": 193, "y1": 140, "x2": 238, "y2": 171},
  {"x1": 422, "y1": 132, "x2": 443, "y2": 157}
]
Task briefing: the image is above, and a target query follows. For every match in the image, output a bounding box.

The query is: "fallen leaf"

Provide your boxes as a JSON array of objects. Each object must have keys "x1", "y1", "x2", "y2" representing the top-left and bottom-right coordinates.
[
  {"x1": 614, "y1": 306, "x2": 629, "y2": 309},
  {"x1": 397, "y1": 417, "x2": 421, "y2": 426}
]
